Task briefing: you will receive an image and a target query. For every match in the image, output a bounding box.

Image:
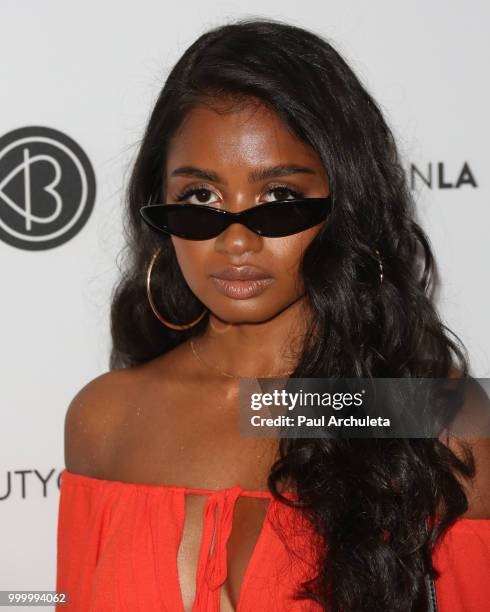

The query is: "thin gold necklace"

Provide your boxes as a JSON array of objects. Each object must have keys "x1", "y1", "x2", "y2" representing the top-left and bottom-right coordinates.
[{"x1": 189, "y1": 338, "x2": 294, "y2": 379}]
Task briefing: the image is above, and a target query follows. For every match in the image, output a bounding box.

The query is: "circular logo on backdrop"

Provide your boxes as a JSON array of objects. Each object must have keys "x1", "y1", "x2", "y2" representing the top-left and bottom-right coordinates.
[{"x1": 0, "y1": 126, "x2": 96, "y2": 250}]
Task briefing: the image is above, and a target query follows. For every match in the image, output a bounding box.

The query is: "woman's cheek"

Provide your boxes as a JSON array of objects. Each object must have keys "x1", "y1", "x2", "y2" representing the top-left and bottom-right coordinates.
[{"x1": 171, "y1": 239, "x2": 211, "y2": 288}]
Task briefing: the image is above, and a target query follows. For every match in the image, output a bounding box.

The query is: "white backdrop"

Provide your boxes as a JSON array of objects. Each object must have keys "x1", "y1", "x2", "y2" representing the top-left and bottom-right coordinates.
[{"x1": 1, "y1": 1, "x2": 488, "y2": 608}]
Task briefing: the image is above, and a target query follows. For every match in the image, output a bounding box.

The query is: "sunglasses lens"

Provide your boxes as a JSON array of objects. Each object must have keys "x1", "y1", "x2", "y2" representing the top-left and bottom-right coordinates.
[
  {"x1": 140, "y1": 205, "x2": 223, "y2": 239},
  {"x1": 246, "y1": 199, "x2": 330, "y2": 236},
  {"x1": 140, "y1": 198, "x2": 331, "y2": 239}
]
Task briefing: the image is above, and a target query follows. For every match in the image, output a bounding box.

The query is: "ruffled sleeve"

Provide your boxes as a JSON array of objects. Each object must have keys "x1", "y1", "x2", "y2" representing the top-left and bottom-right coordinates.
[
  {"x1": 55, "y1": 469, "x2": 185, "y2": 612},
  {"x1": 433, "y1": 518, "x2": 490, "y2": 611},
  {"x1": 55, "y1": 469, "x2": 112, "y2": 611}
]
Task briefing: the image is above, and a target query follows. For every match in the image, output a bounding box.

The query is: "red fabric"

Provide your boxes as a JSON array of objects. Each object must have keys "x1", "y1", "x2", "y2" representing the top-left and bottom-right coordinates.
[
  {"x1": 56, "y1": 468, "x2": 490, "y2": 611},
  {"x1": 432, "y1": 519, "x2": 490, "y2": 611}
]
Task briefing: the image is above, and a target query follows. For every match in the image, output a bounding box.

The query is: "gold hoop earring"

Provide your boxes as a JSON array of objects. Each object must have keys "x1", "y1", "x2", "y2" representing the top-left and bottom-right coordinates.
[
  {"x1": 374, "y1": 248, "x2": 384, "y2": 286},
  {"x1": 146, "y1": 246, "x2": 208, "y2": 330}
]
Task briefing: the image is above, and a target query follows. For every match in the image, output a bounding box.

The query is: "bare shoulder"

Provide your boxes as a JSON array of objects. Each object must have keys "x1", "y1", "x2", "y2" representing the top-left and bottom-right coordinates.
[
  {"x1": 63, "y1": 342, "x2": 195, "y2": 480},
  {"x1": 64, "y1": 365, "x2": 147, "y2": 478},
  {"x1": 439, "y1": 367, "x2": 490, "y2": 519}
]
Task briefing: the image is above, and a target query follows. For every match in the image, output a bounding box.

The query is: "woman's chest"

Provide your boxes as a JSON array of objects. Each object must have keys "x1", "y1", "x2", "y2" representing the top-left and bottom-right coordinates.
[
  {"x1": 176, "y1": 491, "x2": 272, "y2": 611},
  {"x1": 90, "y1": 486, "x2": 320, "y2": 612},
  {"x1": 99, "y1": 403, "x2": 299, "y2": 610}
]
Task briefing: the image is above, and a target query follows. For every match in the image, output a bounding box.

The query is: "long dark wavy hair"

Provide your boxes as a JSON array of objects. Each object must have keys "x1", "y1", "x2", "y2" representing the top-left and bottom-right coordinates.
[{"x1": 109, "y1": 18, "x2": 475, "y2": 612}]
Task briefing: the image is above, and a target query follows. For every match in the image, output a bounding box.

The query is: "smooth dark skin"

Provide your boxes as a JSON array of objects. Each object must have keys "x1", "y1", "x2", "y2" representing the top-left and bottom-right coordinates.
[
  {"x1": 165, "y1": 98, "x2": 330, "y2": 375},
  {"x1": 64, "y1": 98, "x2": 490, "y2": 612}
]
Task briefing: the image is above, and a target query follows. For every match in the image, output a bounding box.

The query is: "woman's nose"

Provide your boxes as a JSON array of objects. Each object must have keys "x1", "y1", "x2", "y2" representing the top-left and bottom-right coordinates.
[{"x1": 213, "y1": 220, "x2": 263, "y2": 257}]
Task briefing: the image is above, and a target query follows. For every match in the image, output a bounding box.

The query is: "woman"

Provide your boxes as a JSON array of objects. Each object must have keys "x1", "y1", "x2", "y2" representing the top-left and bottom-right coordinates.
[{"x1": 56, "y1": 18, "x2": 490, "y2": 612}]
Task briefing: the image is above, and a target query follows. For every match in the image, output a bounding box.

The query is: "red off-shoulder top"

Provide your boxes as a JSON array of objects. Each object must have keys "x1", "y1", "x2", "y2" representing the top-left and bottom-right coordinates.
[{"x1": 56, "y1": 468, "x2": 490, "y2": 611}]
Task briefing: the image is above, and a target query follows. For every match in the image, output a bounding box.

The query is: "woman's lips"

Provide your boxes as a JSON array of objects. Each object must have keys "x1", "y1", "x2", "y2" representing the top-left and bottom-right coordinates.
[{"x1": 210, "y1": 277, "x2": 274, "y2": 299}]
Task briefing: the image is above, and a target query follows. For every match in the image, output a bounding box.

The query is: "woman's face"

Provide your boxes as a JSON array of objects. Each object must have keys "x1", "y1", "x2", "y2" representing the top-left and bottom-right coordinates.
[{"x1": 164, "y1": 98, "x2": 330, "y2": 324}]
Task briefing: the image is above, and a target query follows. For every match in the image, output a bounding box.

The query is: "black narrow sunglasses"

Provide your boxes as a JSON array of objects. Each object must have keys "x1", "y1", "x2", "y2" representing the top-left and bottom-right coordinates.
[{"x1": 139, "y1": 196, "x2": 332, "y2": 240}]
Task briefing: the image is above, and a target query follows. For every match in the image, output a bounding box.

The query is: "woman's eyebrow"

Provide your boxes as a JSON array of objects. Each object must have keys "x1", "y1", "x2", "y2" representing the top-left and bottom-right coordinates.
[
  {"x1": 249, "y1": 164, "x2": 317, "y2": 182},
  {"x1": 169, "y1": 164, "x2": 317, "y2": 184}
]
